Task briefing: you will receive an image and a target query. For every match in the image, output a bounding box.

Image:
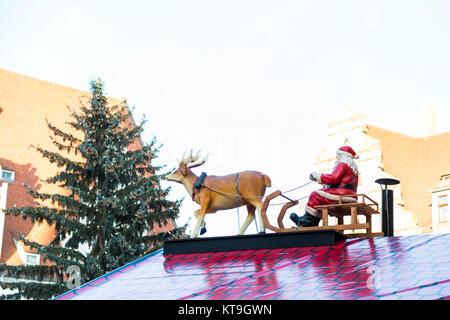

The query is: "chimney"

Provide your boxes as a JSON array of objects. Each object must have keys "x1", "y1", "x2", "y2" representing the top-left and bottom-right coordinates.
[
  {"x1": 375, "y1": 178, "x2": 400, "y2": 237},
  {"x1": 422, "y1": 104, "x2": 436, "y2": 136}
]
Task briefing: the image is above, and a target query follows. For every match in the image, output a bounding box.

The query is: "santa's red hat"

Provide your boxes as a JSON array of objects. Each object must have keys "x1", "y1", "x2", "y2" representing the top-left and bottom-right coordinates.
[{"x1": 337, "y1": 146, "x2": 359, "y2": 159}]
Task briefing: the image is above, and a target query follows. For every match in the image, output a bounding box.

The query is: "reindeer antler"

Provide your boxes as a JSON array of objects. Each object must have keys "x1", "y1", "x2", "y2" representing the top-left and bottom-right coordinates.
[
  {"x1": 177, "y1": 150, "x2": 188, "y2": 165},
  {"x1": 187, "y1": 151, "x2": 208, "y2": 169},
  {"x1": 178, "y1": 149, "x2": 208, "y2": 168}
]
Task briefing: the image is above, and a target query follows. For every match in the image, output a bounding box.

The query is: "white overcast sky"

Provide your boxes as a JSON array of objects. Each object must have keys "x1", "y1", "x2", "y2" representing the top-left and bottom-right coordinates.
[{"x1": 1, "y1": 0, "x2": 450, "y2": 236}]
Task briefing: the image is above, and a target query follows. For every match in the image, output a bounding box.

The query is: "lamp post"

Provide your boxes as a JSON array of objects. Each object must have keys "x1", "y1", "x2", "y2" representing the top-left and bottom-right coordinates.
[{"x1": 375, "y1": 178, "x2": 400, "y2": 237}]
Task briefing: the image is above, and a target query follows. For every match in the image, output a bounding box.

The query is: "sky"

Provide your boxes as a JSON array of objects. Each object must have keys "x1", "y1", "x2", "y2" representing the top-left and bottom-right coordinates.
[{"x1": 1, "y1": 0, "x2": 450, "y2": 236}]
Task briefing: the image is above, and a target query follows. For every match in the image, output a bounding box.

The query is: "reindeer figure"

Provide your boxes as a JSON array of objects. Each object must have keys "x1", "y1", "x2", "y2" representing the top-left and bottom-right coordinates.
[{"x1": 167, "y1": 150, "x2": 271, "y2": 238}]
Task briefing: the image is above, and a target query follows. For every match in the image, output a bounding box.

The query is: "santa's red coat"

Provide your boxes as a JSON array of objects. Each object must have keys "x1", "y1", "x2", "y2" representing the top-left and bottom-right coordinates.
[{"x1": 306, "y1": 162, "x2": 358, "y2": 217}]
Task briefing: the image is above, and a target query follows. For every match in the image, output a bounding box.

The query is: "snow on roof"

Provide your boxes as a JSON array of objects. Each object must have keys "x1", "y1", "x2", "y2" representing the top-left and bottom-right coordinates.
[{"x1": 55, "y1": 233, "x2": 450, "y2": 300}]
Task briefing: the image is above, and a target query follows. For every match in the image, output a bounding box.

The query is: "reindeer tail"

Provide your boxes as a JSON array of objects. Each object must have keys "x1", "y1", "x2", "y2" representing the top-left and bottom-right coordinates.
[{"x1": 262, "y1": 174, "x2": 271, "y2": 188}]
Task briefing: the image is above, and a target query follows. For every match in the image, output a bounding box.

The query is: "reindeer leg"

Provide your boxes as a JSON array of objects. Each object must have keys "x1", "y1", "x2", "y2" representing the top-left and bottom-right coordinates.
[
  {"x1": 194, "y1": 209, "x2": 207, "y2": 235},
  {"x1": 191, "y1": 200, "x2": 209, "y2": 238},
  {"x1": 247, "y1": 199, "x2": 266, "y2": 233},
  {"x1": 239, "y1": 205, "x2": 256, "y2": 235},
  {"x1": 250, "y1": 200, "x2": 266, "y2": 234},
  {"x1": 191, "y1": 213, "x2": 204, "y2": 238}
]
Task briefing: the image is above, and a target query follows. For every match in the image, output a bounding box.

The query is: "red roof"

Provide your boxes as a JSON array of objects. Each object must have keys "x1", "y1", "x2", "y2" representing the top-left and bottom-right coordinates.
[
  {"x1": 55, "y1": 233, "x2": 450, "y2": 300},
  {"x1": 366, "y1": 124, "x2": 450, "y2": 228}
]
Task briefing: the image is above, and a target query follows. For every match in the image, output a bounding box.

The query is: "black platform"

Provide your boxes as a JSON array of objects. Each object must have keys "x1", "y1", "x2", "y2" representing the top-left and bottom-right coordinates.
[{"x1": 163, "y1": 229, "x2": 347, "y2": 255}]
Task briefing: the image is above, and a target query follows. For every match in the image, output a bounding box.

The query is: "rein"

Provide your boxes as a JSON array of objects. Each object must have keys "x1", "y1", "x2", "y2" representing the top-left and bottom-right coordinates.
[{"x1": 202, "y1": 180, "x2": 313, "y2": 206}]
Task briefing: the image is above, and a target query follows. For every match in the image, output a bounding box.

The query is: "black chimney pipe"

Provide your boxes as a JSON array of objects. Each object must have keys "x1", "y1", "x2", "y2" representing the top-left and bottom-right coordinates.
[{"x1": 375, "y1": 178, "x2": 400, "y2": 237}]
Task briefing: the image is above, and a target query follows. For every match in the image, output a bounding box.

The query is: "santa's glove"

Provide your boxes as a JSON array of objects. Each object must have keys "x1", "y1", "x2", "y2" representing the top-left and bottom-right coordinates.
[{"x1": 309, "y1": 172, "x2": 321, "y2": 184}]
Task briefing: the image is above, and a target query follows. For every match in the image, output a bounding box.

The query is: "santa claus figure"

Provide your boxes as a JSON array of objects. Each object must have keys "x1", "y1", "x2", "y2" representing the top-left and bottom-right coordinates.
[{"x1": 290, "y1": 145, "x2": 360, "y2": 227}]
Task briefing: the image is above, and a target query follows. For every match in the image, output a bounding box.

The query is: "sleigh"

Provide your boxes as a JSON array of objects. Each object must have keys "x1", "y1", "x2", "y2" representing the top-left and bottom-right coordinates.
[
  {"x1": 260, "y1": 190, "x2": 384, "y2": 238},
  {"x1": 164, "y1": 189, "x2": 384, "y2": 255}
]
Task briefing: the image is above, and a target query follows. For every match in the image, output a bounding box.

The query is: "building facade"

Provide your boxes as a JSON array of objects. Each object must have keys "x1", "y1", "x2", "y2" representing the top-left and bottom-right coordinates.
[{"x1": 431, "y1": 171, "x2": 450, "y2": 234}]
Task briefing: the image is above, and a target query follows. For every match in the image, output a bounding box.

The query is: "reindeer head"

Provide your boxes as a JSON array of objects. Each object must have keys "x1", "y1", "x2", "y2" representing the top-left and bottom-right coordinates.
[{"x1": 166, "y1": 149, "x2": 209, "y2": 183}]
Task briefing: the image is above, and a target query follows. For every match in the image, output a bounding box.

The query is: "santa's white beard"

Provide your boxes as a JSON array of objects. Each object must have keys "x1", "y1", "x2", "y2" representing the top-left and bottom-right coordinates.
[{"x1": 333, "y1": 155, "x2": 359, "y2": 175}]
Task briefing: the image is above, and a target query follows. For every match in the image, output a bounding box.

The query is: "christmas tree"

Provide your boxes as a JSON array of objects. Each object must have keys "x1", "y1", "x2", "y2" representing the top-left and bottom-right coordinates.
[{"x1": 0, "y1": 79, "x2": 182, "y2": 299}]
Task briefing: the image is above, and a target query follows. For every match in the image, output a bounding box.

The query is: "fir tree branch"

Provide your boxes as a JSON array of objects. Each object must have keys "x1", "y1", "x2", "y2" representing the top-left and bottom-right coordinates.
[
  {"x1": 0, "y1": 264, "x2": 63, "y2": 282},
  {"x1": 0, "y1": 281, "x2": 67, "y2": 300}
]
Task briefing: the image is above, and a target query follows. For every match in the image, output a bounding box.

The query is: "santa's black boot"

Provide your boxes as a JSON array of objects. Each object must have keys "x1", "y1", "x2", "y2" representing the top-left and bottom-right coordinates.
[{"x1": 290, "y1": 212, "x2": 321, "y2": 227}]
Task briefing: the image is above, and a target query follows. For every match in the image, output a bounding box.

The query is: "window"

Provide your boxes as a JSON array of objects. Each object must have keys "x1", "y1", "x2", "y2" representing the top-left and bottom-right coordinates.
[
  {"x1": 1, "y1": 170, "x2": 15, "y2": 183},
  {"x1": 438, "y1": 195, "x2": 448, "y2": 223},
  {"x1": 25, "y1": 254, "x2": 40, "y2": 266}
]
